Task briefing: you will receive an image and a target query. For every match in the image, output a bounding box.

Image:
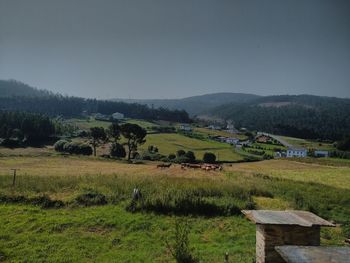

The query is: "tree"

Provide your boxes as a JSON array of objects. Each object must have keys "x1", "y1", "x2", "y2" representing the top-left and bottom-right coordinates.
[
  {"x1": 120, "y1": 123, "x2": 147, "y2": 160},
  {"x1": 148, "y1": 145, "x2": 158, "y2": 153},
  {"x1": 203, "y1": 152, "x2": 216, "y2": 163},
  {"x1": 89, "y1": 127, "x2": 107, "y2": 156},
  {"x1": 108, "y1": 123, "x2": 121, "y2": 142},
  {"x1": 110, "y1": 142, "x2": 126, "y2": 158},
  {"x1": 337, "y1": 136, "x2": 350, "y2": 151},
  {"x1": 184, "y1": 151, "x2": 196, "y2": 163},
  {"x1": 176, "y1": 150, "x2": 186, "y2": 158}
]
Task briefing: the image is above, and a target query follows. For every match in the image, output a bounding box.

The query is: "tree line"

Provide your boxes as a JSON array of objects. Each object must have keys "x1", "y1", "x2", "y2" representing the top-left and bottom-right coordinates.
[
  {"x1": 55, "y1": 123, "x2": 147, "y2": 161},
  {"x1": 0, "y1": 96, "x2": 191, "y2": 123},
  {"x1": 210, "y1": 96, "x2": 350, "y2": 141},
  {"x1": 0, "y1": 111, "x2": 56, "y2": 146}
]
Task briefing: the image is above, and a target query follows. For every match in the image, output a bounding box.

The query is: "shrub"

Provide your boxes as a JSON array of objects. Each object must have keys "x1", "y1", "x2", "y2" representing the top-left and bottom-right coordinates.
[
  {"x1": 184, "y1": 151, "x2": 196, "y2": 163},
  {"x1": 54, "y1": 139, "x2": 69, "y2": 152},
  {"x1": 166, "y1": 219, "x2": 199, "y2": 263},
  {"x1": 63, "y1": 142, "x2": 93, "y2": 155},
  {"x1": 168, "y1": 153, "x2": 176, "y2": 160},
  {"x1": 203, "y1": 152, "x2": 216, "y2": 163},
  {"x1": 174, "y1": 156, "x2": 190, "y2": 164},
  {"x1": 0, "y1": 138, "x2": 21, "y2": 148},
  {"x1": 74, "y1": 189, "x2": 107, "y2": 206},
  {"x1": 142, "y1": 152, "x2": 164, "y2": 161},
  {"x1": 176, "y1": 150, "x2": 186, "y2": 157},
  {"x1": 110, "y1": 143, "x2": 126, "y2": 158},
  {"x1": 148, "y1": 145, "x2": 159, "y2": 153},
  {"x1": 342, "y1": 222, "x2": 350, "y2": 239}
]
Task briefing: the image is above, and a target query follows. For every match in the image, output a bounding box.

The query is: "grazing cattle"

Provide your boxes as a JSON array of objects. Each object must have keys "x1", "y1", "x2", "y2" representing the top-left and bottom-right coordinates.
[
  {"x1": 187, "y1": 164, "x2": 202, "y2": 169},
  {"x1": 200, "y1": 163, "x2": 223, "y2": 171},
  {"x1": 157, "y1": 163, "x2": 172, "y2": 169}
]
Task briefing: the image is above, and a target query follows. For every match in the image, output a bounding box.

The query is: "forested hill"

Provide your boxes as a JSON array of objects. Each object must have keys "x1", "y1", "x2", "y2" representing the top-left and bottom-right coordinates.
[
  {"x1": 0, "y1": 80, "x2": 190, "y2": 123},
  {"x1": 0, "y1": 80, "x2": 54, "y2": 97},
  {"x1": 113, "y1": 93, "x2": 260, "y2": 116},
  {"x1": 207, "y1": 95, "x2": 350, "y2": 140}
]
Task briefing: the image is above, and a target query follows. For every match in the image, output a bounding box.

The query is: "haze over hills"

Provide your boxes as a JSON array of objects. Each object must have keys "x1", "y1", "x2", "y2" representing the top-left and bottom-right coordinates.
[
  {"x1": 1, "y1": 79, "x2": 350, "y2": 140},
  {"x1": 113, "y1": 93, "x2": 261, "y2": 116}
]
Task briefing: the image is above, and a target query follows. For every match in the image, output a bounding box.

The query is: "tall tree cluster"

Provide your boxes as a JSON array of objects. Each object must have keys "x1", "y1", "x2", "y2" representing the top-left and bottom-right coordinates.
[
  {"x1": 0, "y1": 111, "x2": 55, "y2": 144},
  {"x1": 0, "y1": 96, "x2": 191, "y2": 123}
]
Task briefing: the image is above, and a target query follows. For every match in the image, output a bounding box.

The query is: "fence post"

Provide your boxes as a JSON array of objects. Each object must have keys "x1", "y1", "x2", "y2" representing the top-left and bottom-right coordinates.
[{"x1": 11, "y1": 169, "x2": 18, "y2": 187}]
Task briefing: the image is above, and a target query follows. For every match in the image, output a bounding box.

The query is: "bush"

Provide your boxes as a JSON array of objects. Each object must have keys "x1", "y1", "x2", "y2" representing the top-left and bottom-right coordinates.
[
  {"x1": 63, "y1": 142, "x2": 93, "y2": 155},
  {"x1": 166, "y1": 219, "x2": 199, "y2": 263},
  {"x1": 54, "y1": 139, "x2": 69, "y2": 152},
  {"x1": 176, "y1": 150, "x2": 186, "y2": 157},
  {"x1": 148, "y1": 145, "x2": 159, "y2": 153},
  {"x1": 142, "y1": 152, "x2": 165, "y2": 161},
  {"x1": 0, "y1": 138, "x2": 21, "y2": 148},
  {"x1": 74, "y1": 189, "x2": 107, "y2": 206},
  {"x1": 174, "y1": 156, "x2": 190, "y2": 164},
  {"x1": 184, "y1": 151, "x2": 196, "y2": 163},
  {"x1": 168, "y1": 154, "x2": 176, "y2": 160},
  {"x1": 203, "y1": 152, "x2": 216, "y2": 163},
  {"x1": 110, "y1": 143, "x2": 126, "y2": 158}
]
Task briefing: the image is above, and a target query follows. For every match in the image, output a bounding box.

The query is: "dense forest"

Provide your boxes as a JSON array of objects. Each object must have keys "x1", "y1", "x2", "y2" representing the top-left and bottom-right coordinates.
[
  {"x1": 0, "y1": 111, "x2": 56, "y2": 146},
  {"x1": 0, "y1": 80, "x2": 190, "y2": 123},
  {"x1": 209, "y1": 95, "x2": 350, "y2": 140}
]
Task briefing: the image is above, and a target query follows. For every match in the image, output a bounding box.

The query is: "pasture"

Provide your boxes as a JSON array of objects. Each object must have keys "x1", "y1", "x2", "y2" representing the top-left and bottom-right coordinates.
[
  {"x1": 0, "y1": 156, "x2": 349, "y2": 262},
  {"x1": 140, "y1": 133, "x2": 243, "y2": 161}
]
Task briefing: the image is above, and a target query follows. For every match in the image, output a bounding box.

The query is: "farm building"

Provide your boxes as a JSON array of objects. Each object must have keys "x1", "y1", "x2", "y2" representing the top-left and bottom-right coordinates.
[
  {"x1": 179, "y1": 124, "x2": 192, "y2": 131},
  {"x1": 111, "y1": 112, "x2": 124, "y2": 120},
  {"x1": 207, "y1": 125, "x2": 222, "y2": 130},
  {"x1": 225, "y1": 137, "x2": 240, "y2": 145},
  {"x1": 286, "y1": 148, "x2": 307, "y2": 158},
  {"x1": 314, "y1": 150, "x2": 329, "y2": 158},
  {"x1": 94, "y1": 113, "x2": 110, "y2": 121}
]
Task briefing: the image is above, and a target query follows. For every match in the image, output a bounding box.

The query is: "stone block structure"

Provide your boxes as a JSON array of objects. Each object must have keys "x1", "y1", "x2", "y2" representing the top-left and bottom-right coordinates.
[{"x1": 242, "y1": 210, "x2": 335, "y2": 263}]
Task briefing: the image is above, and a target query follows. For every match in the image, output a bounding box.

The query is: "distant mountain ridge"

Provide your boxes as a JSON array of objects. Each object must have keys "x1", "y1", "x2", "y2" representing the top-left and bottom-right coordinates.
[
  {"x1": 208, "y1": 94, "x2": 350, "y2": 140},
  {"x1": 1, "y1": 79, "x2": 350, "y2": 140},
  {"x1": 113, "y1": 93, "x2": 261, "y2": 115},
  {"x1": 0, "y1": 80, "x2": 54, "y2": 97}
]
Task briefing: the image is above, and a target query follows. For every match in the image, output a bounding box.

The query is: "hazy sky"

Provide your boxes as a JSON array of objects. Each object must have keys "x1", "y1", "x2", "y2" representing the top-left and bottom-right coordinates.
[{"x1": 0, "y1": 0, "x2": 349, "y2": 99}]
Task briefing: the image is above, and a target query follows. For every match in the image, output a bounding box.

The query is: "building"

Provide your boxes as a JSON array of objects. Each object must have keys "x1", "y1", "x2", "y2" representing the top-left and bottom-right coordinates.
[
  {"x1": 242, "y1": 210, "x2": 335, "y2": 263},
  {"x1": 286, "y1": 148, "x2": 307, "y2": 158},
  {"x1": 179, "y1": 124, "x2": 192, "y2": 132},
  {"x1": 314, "y1": 150, "x2": 329, "y2": 158},
  {"x1": 94, "y1": 113, "x2": 110, "y2": 121},
  {"x1": 225, "y1": 137, "x2": 240, "y2": 145},
  {"x1": 111, "y1": 112, "x2": 124, "y2": 120},
  {"x1": 207, "y1": 125, "x2": 221, "y2": 130}
]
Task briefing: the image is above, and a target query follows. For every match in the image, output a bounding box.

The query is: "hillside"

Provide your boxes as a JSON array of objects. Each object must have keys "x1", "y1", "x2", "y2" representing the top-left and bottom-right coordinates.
[
  {"x1": 113, "y1": 93, "x2": 260, "y2": 116},
  {"x1": 0, "y1": 80, "x2": 190, "y2": 123},
  {"x1": 0, "y1": 80, "x2": 53, "y2": 97},
  {"x1": 208, "y1": 95, "x2": 350, "y2": 140}
]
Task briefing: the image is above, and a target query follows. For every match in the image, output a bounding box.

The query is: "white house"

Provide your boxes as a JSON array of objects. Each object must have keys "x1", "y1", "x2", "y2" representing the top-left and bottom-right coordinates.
[
  {"x1": 111, "y1": 112, "x2": 124, "y2": 120},
  {"x1": 179, "y1": 124, "x2": 192, "y2": 132},
  {"x1": 225, "y1": 137, "x2": 240, "y2": 145},
  {"x1": 286, "y1": 148, "x2": 307, "y2": 158},
  {"x1": 207, "y1": 125, "x2": 221, "y2": 130},
  {"x1": 314, "y1": 150, "x2": 329, "y2": 158}
]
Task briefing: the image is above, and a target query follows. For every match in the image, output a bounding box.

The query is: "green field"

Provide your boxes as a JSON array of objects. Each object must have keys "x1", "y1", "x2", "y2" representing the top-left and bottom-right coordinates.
[
  {"x1": 65, "y1": 118, "x2": 158, "y2": 132},
  {"x1": 278, "y1": 135, "x2": 335, "y2": 150},
  {"x1": 0, "y1": 156, "x2": 349, "y2": 262},
  {"x1": 140, "y1": 133, "x2": 243, "y2": 161}
]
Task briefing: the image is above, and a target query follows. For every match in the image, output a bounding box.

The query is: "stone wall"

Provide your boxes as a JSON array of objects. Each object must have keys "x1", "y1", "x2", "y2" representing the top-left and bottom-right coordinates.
[{"x1": 256, "y1": 224, "x2": 320, "y2": 263}]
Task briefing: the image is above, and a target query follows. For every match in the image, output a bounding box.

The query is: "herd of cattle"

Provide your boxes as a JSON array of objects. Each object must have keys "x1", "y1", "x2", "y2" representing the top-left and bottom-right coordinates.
[{"x1": 156, "y1": 163, "x2": 223, "y2": 171}]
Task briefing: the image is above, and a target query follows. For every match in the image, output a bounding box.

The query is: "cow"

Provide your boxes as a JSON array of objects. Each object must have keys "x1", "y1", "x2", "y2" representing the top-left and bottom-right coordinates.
[{"x1": 157, "y1": 163, "x2": 172, "y2": 169}]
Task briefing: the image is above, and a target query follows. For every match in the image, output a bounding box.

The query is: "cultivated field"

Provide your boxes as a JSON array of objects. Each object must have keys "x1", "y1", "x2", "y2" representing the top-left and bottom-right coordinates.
[
  {"x1": 0, "y1": 155, "x2": 349, "y2": 262},
  {"x1": 140, "y1": 133, "x2": 243, "y2": 161}
]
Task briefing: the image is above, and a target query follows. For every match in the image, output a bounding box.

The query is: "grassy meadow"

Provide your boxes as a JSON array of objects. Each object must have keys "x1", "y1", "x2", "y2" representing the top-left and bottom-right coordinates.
[
  {"x1": 0, "y1": 154, "x2": 349, "y2": 262},
  {"x1": 140, "y1": 133, "x2": 243, "y2": 161}
]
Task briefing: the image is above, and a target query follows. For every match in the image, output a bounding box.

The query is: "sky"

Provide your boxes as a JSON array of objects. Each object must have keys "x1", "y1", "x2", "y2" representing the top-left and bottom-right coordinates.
[{"x1": 0, "y1": 0, "x2": 349, "y2": 99}]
